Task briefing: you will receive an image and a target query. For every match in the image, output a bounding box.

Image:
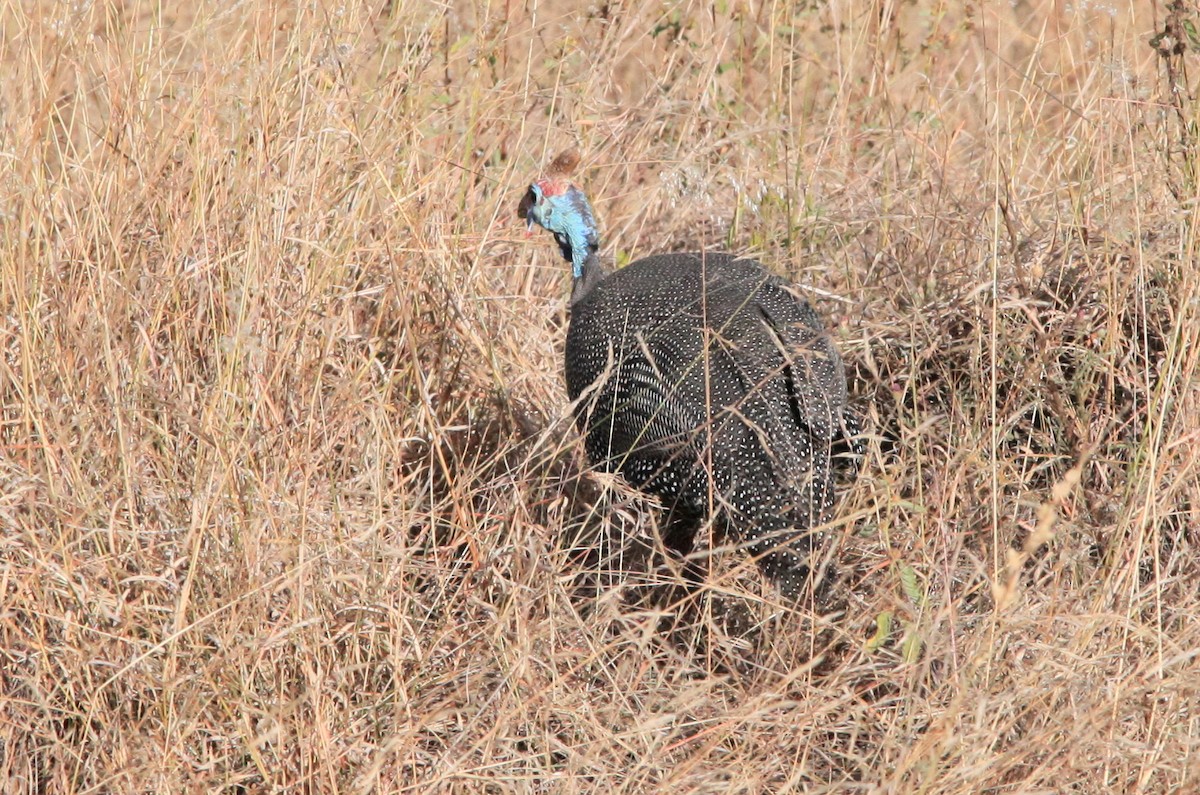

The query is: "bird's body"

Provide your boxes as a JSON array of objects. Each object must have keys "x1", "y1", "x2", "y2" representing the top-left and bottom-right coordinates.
[{"x1": 520, "y1": 158, "x2": 858, "y2": 596}]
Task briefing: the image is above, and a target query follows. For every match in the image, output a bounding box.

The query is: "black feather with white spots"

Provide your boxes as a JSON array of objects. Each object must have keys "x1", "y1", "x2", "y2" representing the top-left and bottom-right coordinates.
[{"x1": 565, "y1": 252, "x2": 861, "y2": 597}]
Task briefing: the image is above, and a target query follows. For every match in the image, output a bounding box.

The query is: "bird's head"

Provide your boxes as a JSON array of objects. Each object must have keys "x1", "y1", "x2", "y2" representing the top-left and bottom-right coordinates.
[{"x1": 517, "y1": 153, "x2": 598, "y2": 280}]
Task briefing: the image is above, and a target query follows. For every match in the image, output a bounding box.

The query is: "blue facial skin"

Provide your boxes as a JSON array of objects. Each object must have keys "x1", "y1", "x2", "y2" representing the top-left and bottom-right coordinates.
[{"x1": 520, "y1": 182, "x2": 599, "y2": 280}]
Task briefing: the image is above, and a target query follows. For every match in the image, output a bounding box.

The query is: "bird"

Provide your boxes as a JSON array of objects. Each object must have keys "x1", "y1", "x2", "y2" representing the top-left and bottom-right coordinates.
[{"x1": 518, "y1": 152, "x2": 860, "y2": 598}]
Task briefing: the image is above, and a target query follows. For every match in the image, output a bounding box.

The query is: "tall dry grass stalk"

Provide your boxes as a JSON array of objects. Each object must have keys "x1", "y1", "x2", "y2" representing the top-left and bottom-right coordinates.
[{"x1": 1, "y1": 0, "x2": 1197, "y2": 791}]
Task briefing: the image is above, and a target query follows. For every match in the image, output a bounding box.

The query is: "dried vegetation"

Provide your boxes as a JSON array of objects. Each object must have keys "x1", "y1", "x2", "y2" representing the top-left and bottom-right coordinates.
[{"x1": 1, "y1": 0, "x2": 1198, "y2": 792}]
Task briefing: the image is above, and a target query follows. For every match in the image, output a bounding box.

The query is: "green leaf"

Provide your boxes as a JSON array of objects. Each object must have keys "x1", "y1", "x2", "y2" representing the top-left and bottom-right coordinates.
[
  {"x1": 900, "y1": 562, "x2": 924, "y2": 606},
  {"x1": 901, "y1": 629, "x2": 924, "y2": 663},
  {"x1": 865, "y1": 611, "x2": 893, "y2": 652},
  {"x1": 1183, "y1": 19, "x2": 1200, "y2": 51}
]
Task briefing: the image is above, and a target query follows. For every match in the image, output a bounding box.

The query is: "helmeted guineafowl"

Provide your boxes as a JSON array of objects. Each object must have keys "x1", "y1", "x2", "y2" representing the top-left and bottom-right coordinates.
[{"x1": 519, "y1": 153, "x2": 860, "y2": 597}]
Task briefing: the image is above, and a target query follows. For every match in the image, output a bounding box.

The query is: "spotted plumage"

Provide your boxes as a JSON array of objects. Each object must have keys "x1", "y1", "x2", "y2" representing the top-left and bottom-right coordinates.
[{"x1": 519, "y1": 159, "x2": 860, "y2": 597}]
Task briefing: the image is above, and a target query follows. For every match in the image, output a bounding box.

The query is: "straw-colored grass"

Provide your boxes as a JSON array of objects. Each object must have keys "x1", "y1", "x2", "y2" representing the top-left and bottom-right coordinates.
[{"x1": 2, "y1": 0, "x2": 1198, "y2": 792}]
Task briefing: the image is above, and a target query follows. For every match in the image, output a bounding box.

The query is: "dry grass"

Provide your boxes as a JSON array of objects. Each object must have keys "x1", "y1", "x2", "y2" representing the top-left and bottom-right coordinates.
[{"x1": 2, "y1": 0, "x2": 1198, "y2": 792}]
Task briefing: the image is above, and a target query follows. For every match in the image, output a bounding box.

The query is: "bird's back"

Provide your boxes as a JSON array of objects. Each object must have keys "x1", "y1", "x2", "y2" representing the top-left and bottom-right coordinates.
[{"x1": 565, "y1": 253, "x2": 855, "y2": 594}]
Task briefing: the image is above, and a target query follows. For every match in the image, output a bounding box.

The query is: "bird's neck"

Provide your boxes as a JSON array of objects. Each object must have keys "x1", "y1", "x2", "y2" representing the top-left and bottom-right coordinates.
[{"x1": 571, "y1": 250, "x2": 608, "y2": 305}]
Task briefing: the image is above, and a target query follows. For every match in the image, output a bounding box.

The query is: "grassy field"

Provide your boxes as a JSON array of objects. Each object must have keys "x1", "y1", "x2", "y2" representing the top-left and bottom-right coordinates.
[{"x1": 2, "y1": 0, "x2": 1198, "y2": 791}]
